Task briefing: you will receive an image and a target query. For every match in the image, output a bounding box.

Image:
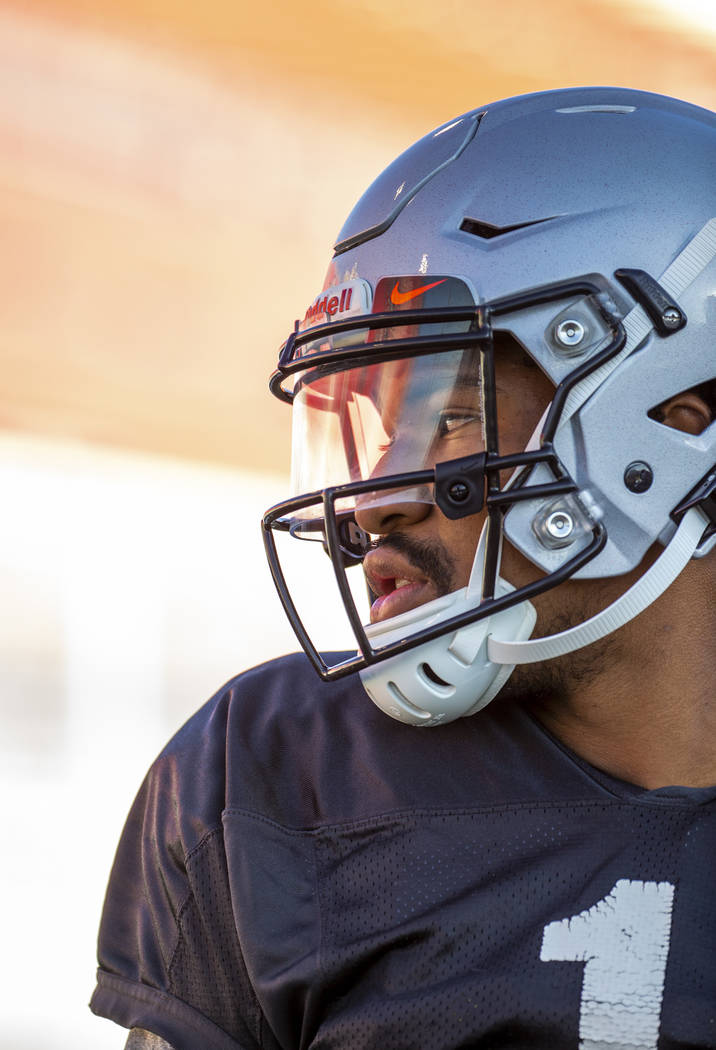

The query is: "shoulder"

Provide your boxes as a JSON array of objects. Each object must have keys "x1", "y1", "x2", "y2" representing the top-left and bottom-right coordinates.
[
  {"x1": 139, "y1": 654, "x2": 604, "y2": 839},
  {"x1": 141, "y1": 652, "x2": 373, "y2": 835},
  {"x1": 166, "y1": 651, "x2": 357, "y2": 755},
  {"x1": 159, "y1": 650, "x2": 368, "y2": 769}
]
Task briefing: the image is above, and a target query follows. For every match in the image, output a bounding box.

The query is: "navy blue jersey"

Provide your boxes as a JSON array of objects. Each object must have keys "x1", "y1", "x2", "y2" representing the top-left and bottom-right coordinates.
[{"x1": 91, "y1": 653, "x2": 716, "y2": 1049}]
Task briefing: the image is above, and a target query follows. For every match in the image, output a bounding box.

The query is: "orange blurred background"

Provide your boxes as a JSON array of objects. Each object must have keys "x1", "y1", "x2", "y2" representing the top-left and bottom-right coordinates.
[{"x1": 2, "y1": 0, "x2": 715, "y2": 474}]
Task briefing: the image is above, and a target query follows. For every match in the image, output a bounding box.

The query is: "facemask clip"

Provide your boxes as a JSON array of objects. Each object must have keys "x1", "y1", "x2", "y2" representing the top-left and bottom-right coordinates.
[{"x1": 435, "y1": 452, "x2": 487, "y2": 520}]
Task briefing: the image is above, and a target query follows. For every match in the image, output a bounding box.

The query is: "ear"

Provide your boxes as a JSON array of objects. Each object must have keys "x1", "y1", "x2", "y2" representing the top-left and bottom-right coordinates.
[{"x1": 659, "y1": 392, "x2": 712, "y2": 436}]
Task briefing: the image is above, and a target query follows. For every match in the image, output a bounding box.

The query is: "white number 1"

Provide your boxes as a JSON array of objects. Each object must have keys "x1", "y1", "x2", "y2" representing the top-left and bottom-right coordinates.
[{"x1": 541, "y1": 879, "x2": 675, "y2": 1050}]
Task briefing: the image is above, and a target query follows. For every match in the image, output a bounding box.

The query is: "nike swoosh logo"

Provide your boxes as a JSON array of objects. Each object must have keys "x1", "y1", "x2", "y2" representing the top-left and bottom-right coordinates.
[{"x1": 390, "y1": 278, "x2": 447, "y2": 305}]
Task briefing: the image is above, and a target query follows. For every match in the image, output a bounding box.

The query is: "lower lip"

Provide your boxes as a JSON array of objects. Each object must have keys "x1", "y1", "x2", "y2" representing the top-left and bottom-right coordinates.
[{"x1": 370, "y1": 582, "x2": 431, "y2": 623}]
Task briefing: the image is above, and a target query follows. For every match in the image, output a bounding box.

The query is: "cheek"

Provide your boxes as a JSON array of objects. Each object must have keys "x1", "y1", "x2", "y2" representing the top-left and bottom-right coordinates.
[
  {"x1": 436, "y1": 514, "x2": 482, "y2": 583},
  {"x1": 498, "y1": 399, "x2": 539, "y2": 451}
]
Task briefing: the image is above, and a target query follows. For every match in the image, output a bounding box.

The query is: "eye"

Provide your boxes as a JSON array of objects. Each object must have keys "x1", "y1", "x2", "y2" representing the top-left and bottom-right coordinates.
[{"x1": 436, "y1": 410, "x2": 482, "y2": 439}]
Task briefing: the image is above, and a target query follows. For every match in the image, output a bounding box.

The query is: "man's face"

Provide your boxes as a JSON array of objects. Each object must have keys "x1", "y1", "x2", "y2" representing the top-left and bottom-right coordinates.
[{"x1": 354, "y1": 340, "x2": 555, "y2": 624}]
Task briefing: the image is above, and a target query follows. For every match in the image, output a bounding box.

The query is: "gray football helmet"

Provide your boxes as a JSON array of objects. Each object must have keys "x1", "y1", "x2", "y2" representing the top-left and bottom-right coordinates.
[{"x1": 263, "y1": 86, "x2": 715, "y2": 725}]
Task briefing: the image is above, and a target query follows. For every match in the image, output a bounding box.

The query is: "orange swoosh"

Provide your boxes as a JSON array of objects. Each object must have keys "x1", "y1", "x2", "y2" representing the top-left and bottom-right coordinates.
[{"x1": 390, "y1": 278, "x2": 447, "y2": 305}]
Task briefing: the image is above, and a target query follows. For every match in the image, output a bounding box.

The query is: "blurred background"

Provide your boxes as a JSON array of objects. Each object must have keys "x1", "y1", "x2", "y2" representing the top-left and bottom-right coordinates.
[{"x1": 0, "y1": 1, "x2": 714, "y2": 1046}]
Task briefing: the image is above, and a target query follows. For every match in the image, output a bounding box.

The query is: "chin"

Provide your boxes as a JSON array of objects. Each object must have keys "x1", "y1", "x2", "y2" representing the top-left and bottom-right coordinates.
[{"x1": 499, "y1": 629, "x2": 616, "y2": 711}]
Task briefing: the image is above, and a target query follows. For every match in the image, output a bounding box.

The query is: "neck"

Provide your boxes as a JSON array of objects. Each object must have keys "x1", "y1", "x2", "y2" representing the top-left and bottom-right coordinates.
[
  {"x1": 530, "y1": 670, "x2": 716, "y2": 791},
  {"x1": 525, "y1": 566, "x2": 716, "y2": 791}
]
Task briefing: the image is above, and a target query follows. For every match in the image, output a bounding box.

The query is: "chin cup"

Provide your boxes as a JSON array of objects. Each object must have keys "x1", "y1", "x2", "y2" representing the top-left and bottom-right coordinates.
[{"x1": 359, "y1": 582, "x2": 536, "y2": 727}]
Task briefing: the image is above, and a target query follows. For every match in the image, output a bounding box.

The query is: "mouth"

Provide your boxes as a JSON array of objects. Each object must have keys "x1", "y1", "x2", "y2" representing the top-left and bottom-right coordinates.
[{"x1": 362, "y1": 549, "x2": 439, "y2": 623}]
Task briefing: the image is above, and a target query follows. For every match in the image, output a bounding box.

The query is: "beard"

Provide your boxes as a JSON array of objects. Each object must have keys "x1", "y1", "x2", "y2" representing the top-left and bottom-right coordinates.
[
  {"x1": 495, "y1": 596, "x2": 623, "y2": 712},
  {"x1": 498, "y1": 640, "x2": 605, "y2": 707}
]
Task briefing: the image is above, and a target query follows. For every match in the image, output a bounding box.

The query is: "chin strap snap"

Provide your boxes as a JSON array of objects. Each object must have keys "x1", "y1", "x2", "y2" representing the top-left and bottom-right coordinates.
[{"x1": 487, "y1": 506, "x2": 708, "y2": 666}]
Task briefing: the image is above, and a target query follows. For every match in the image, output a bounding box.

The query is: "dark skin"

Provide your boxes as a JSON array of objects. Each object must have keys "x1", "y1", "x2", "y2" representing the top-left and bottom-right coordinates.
[{"x1": 356, "y1": 353, "x2": 715, "y2": 790}]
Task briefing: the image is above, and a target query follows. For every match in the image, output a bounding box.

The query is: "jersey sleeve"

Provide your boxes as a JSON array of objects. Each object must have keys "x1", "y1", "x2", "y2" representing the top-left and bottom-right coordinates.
[{"x1": 89, "y1": 688, "x2": 270, "y2": 1050}]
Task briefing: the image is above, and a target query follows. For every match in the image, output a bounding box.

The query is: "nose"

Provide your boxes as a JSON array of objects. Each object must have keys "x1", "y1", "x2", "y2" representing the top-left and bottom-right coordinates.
[
  {"x1": 352, "y1": 426, "x2": 437, "y2": 536},
  {"x1": 354, "y1": 491, "x2": 432, "y2": 536}
]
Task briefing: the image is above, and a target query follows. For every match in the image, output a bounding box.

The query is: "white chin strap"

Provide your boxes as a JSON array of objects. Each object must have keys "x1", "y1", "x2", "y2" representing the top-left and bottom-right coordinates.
[
  {"x1": 359, "y1": 506, "x2": 707, "y2": 727},
  {"x1": 488, "y1": 505, "x2": 707, "y2": 665}
]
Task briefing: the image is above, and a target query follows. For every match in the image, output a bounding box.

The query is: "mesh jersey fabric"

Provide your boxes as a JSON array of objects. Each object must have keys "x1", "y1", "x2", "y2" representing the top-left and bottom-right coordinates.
[{"x1": 90, "y1": 652, "x2": 716, "y2": 1050}]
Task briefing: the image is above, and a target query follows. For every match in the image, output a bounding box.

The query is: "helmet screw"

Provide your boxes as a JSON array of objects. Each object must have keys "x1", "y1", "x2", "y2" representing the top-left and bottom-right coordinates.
[
  {"x1": 554, "y1": 319, "x2": 585, "y2": 347},
  {"x1": 624, "y1": 461, "x2": 654, "y2": 493},
  {"x1": 544, "y1": 510, "x2": 574, "y2": 542},
  {"x1": 661, "y1": 307, "x2": 682, "y2": 330},
  {"x1": 448, "y1": 481, "x2": 470, "y2": 504}
]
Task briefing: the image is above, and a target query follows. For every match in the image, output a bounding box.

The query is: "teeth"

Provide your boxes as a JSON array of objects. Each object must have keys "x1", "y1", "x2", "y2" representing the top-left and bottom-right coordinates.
[{"x1": 395, "y1": 578, "x2": 412, "y2": 589}]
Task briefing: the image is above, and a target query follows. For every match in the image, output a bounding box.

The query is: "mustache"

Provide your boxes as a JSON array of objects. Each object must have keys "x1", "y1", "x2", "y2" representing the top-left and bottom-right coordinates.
[{"x1": 371, "y1": 532, "x2": 456, "y2": 597}]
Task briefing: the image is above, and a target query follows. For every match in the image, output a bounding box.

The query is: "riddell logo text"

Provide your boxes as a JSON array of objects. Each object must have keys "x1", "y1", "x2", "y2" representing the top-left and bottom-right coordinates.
[{"x1": 303, "y1": 287, "x2": 353, "y2": 325}]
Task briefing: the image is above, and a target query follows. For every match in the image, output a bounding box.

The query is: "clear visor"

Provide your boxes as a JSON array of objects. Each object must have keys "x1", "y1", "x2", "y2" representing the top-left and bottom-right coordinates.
[{"x1": 290, "y1": 347, "x2": 484, "y2": 518}]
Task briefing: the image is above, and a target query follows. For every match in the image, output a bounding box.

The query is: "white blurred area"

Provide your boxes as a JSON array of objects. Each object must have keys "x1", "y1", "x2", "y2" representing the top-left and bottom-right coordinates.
[{"x1": 0, "y1": 432, "x2": 358, "y2": 1050}]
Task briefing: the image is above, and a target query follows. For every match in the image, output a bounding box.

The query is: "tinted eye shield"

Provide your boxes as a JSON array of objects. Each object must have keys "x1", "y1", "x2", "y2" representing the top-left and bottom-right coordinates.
[{"x1": 264, "y1": 277, "x2": 626, "y2": 681}]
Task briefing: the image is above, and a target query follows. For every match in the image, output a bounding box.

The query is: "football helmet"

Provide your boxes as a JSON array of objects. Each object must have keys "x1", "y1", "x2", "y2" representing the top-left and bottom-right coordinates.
[{"x1": 262, "y1": 86, "x2": 716, "y2": 726}]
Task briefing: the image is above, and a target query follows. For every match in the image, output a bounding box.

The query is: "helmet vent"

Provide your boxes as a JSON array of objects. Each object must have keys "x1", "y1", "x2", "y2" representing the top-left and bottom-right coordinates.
[
  {"x1": 556, "y1": 105, "x2": 636, "y2": 115},
  {"x1": 419, "y1": 663, "x2": 454, "y2": 694},
  {"x1": 460, "y1": 216, "x2": 556, "y2": 240}
]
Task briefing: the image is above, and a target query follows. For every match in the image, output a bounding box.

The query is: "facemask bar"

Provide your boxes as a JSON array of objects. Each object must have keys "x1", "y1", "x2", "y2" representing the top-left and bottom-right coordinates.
[
  {"x1": 269, "y1": 304, "x2": 488, "y2": 404},
  {"x1": 263, "y1": 455, "x2": 608, "y2": 680},
  {"x1": 263, "y1": 276, "x2": 626, "y2": 680}
]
